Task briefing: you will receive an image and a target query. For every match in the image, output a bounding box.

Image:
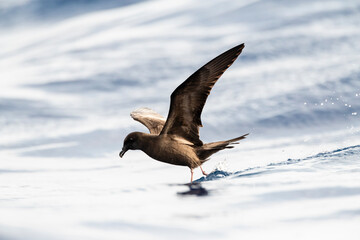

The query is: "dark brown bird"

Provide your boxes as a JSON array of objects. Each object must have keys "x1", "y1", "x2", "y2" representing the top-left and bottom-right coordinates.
[{"x1": 120, "y1": 44, "x2": 248, "y2": 183}]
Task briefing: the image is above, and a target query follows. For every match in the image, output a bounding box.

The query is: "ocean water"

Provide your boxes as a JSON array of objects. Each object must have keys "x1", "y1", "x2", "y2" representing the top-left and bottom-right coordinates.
[{"x1": 0, "y1": 0, "x2": 359, "y2": 239}]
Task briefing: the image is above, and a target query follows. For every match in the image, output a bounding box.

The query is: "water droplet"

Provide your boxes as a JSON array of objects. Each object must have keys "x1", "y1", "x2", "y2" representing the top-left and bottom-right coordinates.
[
  {"x1": 352, "y1": 112, "x2": 357, "y2": 115},
  {"x1": 304, "y1": 102, "x2": 307, "y2": 105},
  {"x1": 320, "y1": 103, "x2": 324, "y2": 106},
  {"x1": 349, "y1": 105, "x2": 352, "y2": 107}
]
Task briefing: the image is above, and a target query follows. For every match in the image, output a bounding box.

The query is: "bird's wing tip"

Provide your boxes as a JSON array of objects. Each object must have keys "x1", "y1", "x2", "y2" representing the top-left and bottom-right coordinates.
[{"x1": 238, "y1": 43, "x2": 245, "y2": 49}]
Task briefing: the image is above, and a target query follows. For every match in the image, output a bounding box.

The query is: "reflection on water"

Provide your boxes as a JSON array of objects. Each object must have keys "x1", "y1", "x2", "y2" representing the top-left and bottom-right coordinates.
[{"x1": 177, "y1": 183, "x2": 209, "y2": 197}]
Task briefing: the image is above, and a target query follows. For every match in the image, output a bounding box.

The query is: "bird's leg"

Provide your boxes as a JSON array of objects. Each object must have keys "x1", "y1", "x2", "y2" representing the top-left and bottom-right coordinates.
[
  {"x1": 199, "y1": 165, "x2": 208, "y2": 176},
  {"x1": 190, "y1": 168, "x2": 194, "y2": 183}
]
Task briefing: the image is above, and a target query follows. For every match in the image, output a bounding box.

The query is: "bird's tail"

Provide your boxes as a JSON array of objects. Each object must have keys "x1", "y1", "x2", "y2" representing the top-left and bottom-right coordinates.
[{"x1": 196, "y1": 133, "x2": 249, "y2": 161}]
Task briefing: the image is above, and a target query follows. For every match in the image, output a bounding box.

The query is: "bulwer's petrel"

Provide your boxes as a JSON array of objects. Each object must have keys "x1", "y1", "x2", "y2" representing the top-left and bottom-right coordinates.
[{"x1": 120, "y1": 44, "x2": 248, "y2": 183}]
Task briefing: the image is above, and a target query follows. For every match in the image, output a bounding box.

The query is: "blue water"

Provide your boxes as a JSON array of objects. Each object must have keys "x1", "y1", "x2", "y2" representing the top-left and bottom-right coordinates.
[
  {"x1": 197, "y1": 145, "x2": 360, "y2": 184},
  {"x1": 0, "y1": 0, "x2": 359, "y2": 239}
]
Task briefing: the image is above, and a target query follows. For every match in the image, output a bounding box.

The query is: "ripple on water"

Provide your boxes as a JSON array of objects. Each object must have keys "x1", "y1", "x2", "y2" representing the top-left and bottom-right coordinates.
[{"x1": 195, "y1": 144, "x2": 360, "y2": 182}]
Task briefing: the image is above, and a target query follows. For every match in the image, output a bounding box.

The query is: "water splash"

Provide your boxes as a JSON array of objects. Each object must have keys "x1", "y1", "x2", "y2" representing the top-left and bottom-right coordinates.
[
  {"x1": 195, "y1": 170, "x2": 231, "y2": 182},
  {"x1": 195, "y1": 145, "x2": 360, "y2": 182}
]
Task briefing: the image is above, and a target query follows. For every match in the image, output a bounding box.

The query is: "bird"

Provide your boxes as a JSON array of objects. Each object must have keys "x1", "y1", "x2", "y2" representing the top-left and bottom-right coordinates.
[{"x1": 119, "y1": 43, "x2": 248, "y2": 183}]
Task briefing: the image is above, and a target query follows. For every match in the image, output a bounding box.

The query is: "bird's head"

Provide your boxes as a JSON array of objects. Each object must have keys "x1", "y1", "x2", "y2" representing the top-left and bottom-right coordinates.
[{"x1": 119, "y1": 132, "x2": 142, "y2": 158}]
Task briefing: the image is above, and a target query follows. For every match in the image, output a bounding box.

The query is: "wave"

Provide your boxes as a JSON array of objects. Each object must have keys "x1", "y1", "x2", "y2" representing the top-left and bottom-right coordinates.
[
  {"x1": 195, "y1": 144, "x2": 360, "y2": 182},
  {"x1": 0, "y1": 0, "x2": 146, "y2": 29}
]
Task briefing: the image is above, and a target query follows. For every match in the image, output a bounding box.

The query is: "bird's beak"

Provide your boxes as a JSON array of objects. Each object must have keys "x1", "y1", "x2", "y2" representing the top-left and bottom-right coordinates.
[{"x1": 119, "y1": 148, "x2": 127, "y2": 158}]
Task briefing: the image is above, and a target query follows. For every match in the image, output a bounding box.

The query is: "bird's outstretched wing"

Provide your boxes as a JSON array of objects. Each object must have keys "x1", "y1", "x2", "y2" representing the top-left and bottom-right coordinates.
[
  {"x1": 160, "y1": 44, "x2": 245, "y2": 146},
  {"x1": 130, "y1": 108, "x2": 166, "y2": 135}
]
